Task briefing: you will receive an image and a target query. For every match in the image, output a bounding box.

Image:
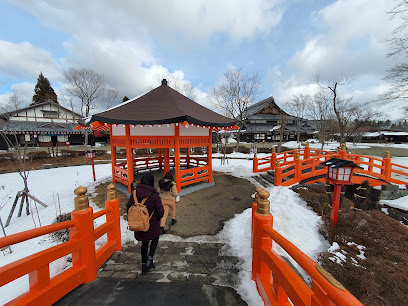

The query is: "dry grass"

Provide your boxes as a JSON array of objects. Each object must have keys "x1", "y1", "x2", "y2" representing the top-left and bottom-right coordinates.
[
  {"x1": 90, "y1": 181, "x2": 130, "y2": 219},
  {"x1": 295, "y1": 184, "x2": 408, "y2": 306}
]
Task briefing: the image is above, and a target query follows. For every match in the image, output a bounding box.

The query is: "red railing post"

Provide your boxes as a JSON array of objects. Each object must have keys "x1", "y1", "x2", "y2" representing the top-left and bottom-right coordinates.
[
  {"x1": 339, "y1": 143, "x2": 347, "y2": 159},
  {"x1": 271, "y1": 146, "x2": 276, "y2": 170},
  {"x1": 304, "y1": 141, "x2": 310, "y2": 159},
  {"x1": 207, "y1": 129, "x2": 213, "y2": 184},
  {"x1": 110, "y1": 125, "x2": 117, "y2": 184},
  {"x1": 274, "y1": 160, "x2": 282, "y2": 186},
  {"x1": 383, "y1": 151, "x2": 392, "y2": 182},
  {"x1": 252, "y1": 188, "x2": 272, "y2": 281},
  {"x1": 125, "y1": 125, "x2": 134, "y2": 193},
  {"x1": 105, "y1": 183, "x2": 122, "y2": 252},
  {"x1": 295, "y1": 151, "x2": 302, "y2": 183},
  {"x1": 251, "y1": 187, "x2": 262, "y2": 249},
  {"x1": 158, "y1": 148, "x2": 163, "y2": 170},
  {"x1": 253, "y1": 152, "x2": 259, "y2": 173},
  {"x1": 70, "y1": 186, "x2": 97, "y2": 283}
]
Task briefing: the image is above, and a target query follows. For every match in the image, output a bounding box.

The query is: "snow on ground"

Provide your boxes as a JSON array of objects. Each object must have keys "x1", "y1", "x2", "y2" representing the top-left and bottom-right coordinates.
[
  {"x1": 380, "y1": 196, "x2": 408, "y2": 211},
  {"x1": 0, "y1": 141, "x2": 407, "y2": 305},
  {"x1": 283, "y1": 140, "x2": 372, "y2": 150}
]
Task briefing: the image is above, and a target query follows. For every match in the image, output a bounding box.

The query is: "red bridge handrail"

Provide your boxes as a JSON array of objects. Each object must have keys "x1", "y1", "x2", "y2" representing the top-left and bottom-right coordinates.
[
  {"x1": 0, "y1": 184, "x2": 121, "y2": 305},
  {"x1": 254, "y1": 143, "x2": 408, "y2": 186},
  {"x1": 252, "y1": 188, "x2": 363, "y2": 305}
]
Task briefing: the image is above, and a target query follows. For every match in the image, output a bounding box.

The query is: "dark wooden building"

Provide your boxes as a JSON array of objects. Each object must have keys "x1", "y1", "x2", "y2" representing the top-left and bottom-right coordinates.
[{"x1": 241, "y1": 97, "x2": 315, "y2": 142}]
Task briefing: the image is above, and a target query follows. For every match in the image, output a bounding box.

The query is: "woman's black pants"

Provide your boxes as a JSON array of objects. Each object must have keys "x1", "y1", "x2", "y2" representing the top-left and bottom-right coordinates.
[{"x1": 141, "y1": 237, "x2": 159, "y2": 263}]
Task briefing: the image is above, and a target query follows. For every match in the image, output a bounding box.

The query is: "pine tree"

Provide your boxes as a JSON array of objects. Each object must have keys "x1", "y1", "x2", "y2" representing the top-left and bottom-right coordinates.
[{"x1": 31, "y1": 72, "x2": 58, "y2": 105}]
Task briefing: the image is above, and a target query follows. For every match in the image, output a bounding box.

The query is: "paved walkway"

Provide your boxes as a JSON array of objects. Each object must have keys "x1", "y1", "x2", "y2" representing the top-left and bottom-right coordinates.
[
  {"x1": 56, "y1": 172, "x2": 257, "y2": 305},
  {"x1": 56, "y1": 241, "x2": 246, "y2": 305}
]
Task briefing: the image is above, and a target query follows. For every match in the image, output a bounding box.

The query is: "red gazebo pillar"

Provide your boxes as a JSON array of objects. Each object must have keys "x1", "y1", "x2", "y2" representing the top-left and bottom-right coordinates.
[
  {"x1": 125, "y1": 125, "x2": 134, "y2": 193},
  {"x1": 163, "y1": 148, "x2": 170, "y2": 174},
  {"x1": 207, "y1": 128, "x2": 213, "y2": 184},
  {"x1": 158, "y1": 148, "x2": 163, "y2": 170},
  {"x1": 110, "y1": 125, "x2": 116, "y2": 184},
  {"x1": 186, "y1": 147, "x2": 190, "y2": 167},
  {"x1": 174, "y1": 124, "x2": 181, "y2": 192}
]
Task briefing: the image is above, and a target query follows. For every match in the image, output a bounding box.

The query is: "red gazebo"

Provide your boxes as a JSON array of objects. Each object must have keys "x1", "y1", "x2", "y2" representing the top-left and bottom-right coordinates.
[{"x1": 84, "y1": 79, "x2": 237, "y2": 193}]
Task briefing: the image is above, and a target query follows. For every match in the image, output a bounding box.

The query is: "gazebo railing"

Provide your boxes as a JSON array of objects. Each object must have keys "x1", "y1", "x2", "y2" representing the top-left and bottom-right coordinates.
[
  {"x1": 180, "y1": 165, "x2": 210, "y2": 187},
  {"x1": 113, "y1": 155, "x2": 209, "y2": 188},
  {"x1": 114, "y1": 166, "x2": 129, "y2": 186}
]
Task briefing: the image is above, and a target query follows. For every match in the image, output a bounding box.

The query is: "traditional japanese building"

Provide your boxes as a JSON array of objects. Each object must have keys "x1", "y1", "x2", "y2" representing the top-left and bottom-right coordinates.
[
  {"x1": 82, "y1": 79, "x2": 237, "y2": 193},
  {"x1": 0, "y1": 100, "x2": 85, "y2": 150},
  {"x1": 241, "y1": 96, "x2": 315, "y2": 142}
]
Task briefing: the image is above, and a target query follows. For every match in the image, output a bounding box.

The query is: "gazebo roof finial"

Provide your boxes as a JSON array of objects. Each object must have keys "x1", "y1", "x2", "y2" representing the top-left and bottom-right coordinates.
[{"x1": 161, "y1": 79, "x2": 167, "y2": 86}]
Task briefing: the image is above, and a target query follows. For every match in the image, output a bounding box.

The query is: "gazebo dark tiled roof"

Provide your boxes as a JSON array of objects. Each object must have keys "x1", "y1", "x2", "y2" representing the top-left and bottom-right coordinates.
[{"x1": 90, "y1": 80, "x2": 236, "y2": 127}]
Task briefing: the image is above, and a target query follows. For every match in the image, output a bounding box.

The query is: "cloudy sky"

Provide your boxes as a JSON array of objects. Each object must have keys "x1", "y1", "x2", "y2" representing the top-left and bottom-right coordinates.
[{"x1": 0, "y1": 0, "x2": 405, "y2": 120}]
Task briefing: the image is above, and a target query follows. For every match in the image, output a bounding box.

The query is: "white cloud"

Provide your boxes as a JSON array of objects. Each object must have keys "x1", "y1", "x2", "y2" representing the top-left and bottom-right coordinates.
[
  {"x1": 268, "y1": 0, "x2": 403, "y2": 121},
  {"x1": 6, "y1": 0, "x2": 285, "y2": 111},
  {"x1": 0, "y1": 41, "x2": 62, "y2": 81},
  {"x1": 289, "y1": 0, "x2": 397, "y2": 80},
  {"x1": 11, "y1": 0, "x2": 285, "y2": 46},
  {"x1": 0, "y1": 82, "x2": 35, "y2": 109}
]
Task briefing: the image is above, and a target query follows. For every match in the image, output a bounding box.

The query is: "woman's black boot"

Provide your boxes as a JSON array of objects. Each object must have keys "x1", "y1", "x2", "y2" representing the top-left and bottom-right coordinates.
[
  {"x1": 141, "y1": 263, "x2": 147, "y2": 275},
  {"x1": 171, "y1": 219, "x2": 177, "y2": 225},
  {"x1": 146, "y1": 255, "x2": 155, "y2": 269},
  {"x1": 160, "y1": 227, "x2": 167, "y2": 235}
]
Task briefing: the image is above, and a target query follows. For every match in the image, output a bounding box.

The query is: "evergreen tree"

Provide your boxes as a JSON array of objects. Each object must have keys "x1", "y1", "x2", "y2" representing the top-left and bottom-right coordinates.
[
  {"x1": 122, "y1": 96, "x2": 129, "y2": 102},
  {"x1": 31, "y1": 72, "x2": 58, "y2": 105}
]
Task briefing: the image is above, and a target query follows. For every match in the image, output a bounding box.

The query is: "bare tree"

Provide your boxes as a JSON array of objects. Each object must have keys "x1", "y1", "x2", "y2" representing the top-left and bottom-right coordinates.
[
  {"x1": 277, "y1": 111, "x2": 287, "y2": 153},
  {"x1": 382, "y1": 64, "x2": 408, "y2": 103},
  {"x1": 155, "y1": 72, "x2": 196, "y2": 100},
  {"x1": 309, "y1": 90, "x2": 332, "y2": 149},
  {"x1": 102, "y1": 88, "x2": 120, "y2": 110},
  {"x1": 342, "y1": 103, "x2": 380, "y2": 141},
  {"x1": 0, "y1": 90, "x2": 23, "y2": 115},
  {"x1": 386, "y1": 0, "x2": 408, "y2": 57},
  {"x1": 316, "y1": 76, "x2": 355, "y2": 144},
  {"x1": 210, "y1": 67, "x2": 260, "y2": 149},
  {"x1": 0, "y1": 93, "x2": 47, "y2": 228},
  {"x1": 286, "y1": 94, "x2": 311, "y2": 145},
  {"x1": 382, "y1": 1, "x2": 408, "y2": 106},
  {"x1": 315, "y1": 75, "x2": 380, "y2": 145},
  {"x1": 64, "y1": 68, "x2": 105, "y2": 150}
]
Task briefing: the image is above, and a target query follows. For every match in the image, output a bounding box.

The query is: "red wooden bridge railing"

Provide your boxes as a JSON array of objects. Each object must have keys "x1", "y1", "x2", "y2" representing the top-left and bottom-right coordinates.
[
  {"x1": 254, "y1": 143, "x2": 408, "y2": 186},
  {"x1": 251, "y1": 187, "x2": 363, "y2": 305},
  {"x1": 0, "y1": 184, "x2": 121, "y2": 305}
]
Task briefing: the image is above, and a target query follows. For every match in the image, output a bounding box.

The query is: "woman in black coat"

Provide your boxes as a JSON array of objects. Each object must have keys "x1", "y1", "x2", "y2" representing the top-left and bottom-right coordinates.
[{"x1": 127, "y1": 173, "x2": 164, "y2": 275}]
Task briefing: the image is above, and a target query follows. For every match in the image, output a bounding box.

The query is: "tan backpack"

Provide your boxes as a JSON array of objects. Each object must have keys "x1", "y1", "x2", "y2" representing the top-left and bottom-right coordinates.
[{"x1": 127, "y1": 190, "x2": 153, "y2": 232}]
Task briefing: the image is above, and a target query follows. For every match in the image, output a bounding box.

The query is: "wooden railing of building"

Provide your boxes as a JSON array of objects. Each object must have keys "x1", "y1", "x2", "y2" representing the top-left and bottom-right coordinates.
[
  {"x1": 0, "y1": 184, "x2": 121, "y2": 305},
  {"x1": 253, "y1": 143, "x2": 408, "y2": 186},
  {"x1": 251, "y1": 187, "x2": 363, "y2": 305},
  {"x1": 114, "y1": 155, "x2": 209, "y2": 191}
]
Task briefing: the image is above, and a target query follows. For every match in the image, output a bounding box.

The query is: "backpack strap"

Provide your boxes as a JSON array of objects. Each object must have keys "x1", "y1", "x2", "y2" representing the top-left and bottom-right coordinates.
[{"x1": 133, "y1": 190, "x2": 155, "y2": 218}]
